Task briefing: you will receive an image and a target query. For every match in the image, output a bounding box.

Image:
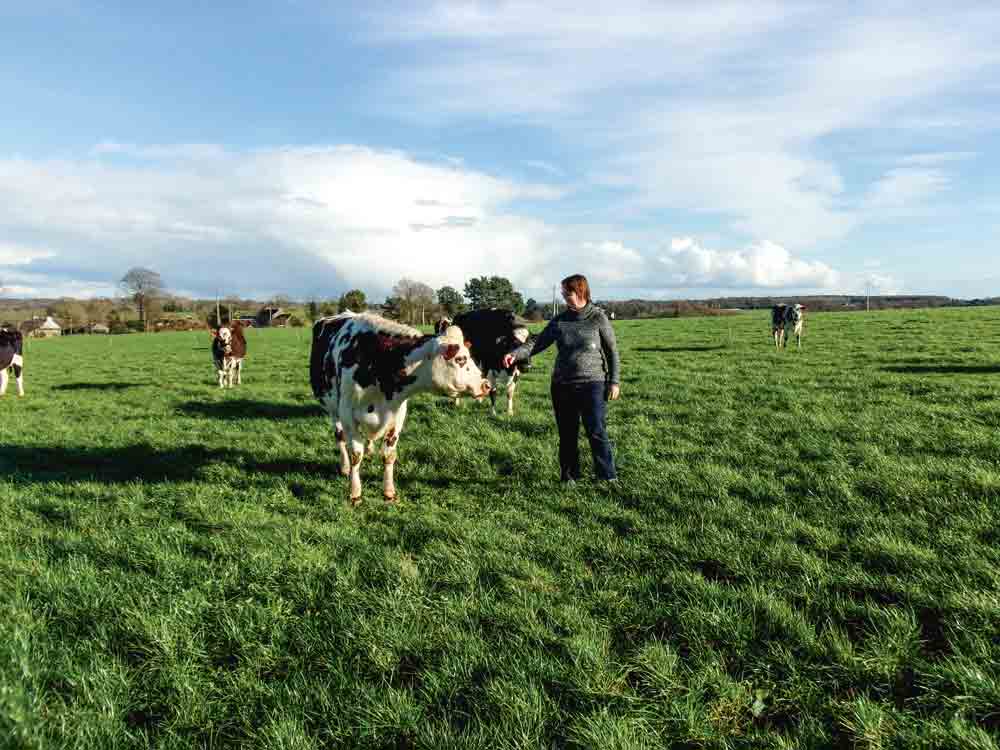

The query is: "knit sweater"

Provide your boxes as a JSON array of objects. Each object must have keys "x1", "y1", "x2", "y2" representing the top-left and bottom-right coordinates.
[{"x1": 513, "y1": 303, "x2": 620, "y2": 385}]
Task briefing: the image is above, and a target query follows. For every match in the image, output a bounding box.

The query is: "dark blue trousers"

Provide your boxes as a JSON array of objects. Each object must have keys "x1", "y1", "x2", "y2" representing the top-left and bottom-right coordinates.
[{"x1": 551, "y1": 381, "x2": 617, "y2": 481}]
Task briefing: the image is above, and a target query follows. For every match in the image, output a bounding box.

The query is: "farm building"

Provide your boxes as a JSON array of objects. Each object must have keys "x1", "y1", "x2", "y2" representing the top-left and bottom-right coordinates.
[
  {"x1": 256, "y1": 306, "x2": 291, "y2": 327},
  {"x1": 20, "y1": 315, "x2": 62, "y2": 338}
]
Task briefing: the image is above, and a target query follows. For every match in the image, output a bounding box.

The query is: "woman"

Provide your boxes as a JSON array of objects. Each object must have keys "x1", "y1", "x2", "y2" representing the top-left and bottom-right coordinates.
[{"x1": 504, "y1": 274, "x2": 620, "y2": 482}]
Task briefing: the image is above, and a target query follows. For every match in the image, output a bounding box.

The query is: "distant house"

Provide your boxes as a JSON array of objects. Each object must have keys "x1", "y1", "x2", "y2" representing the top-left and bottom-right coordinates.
[
  {"x1": 256, "y1": 306, "x2": 291, "y2": 327},
  {"x1": 236, "y1": 316, "x2": 257, "y2": 327},
  {"x1": 21, "y1": 315, "x2": 62, "y2": 338},
  {"x1": 89, "y1": 323, "x2": 110, "y2": 334}
]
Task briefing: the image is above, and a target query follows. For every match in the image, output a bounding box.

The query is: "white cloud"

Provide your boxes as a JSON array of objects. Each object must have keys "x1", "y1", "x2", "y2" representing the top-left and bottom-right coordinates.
[
  {"x1": 864, "y1": 167, "x2": 950, "y2": 212},
  {"x1": 0, "y1": 242, "x2": 54, "y2": 265},
  {"x1": 0, "y1": 144, "x2": 860, "y2": 299},
  {"x1": 660, "y1": 237, "x2": 839, "y2": 289},
  {"x1": 361, "y1": 3, "x2": 1000, "y2": 249}
]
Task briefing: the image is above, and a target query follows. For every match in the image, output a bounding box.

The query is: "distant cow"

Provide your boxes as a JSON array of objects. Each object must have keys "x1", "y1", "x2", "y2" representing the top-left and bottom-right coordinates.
[
  {"x1": 0, "y1": 327, "x2": 24, "y2": 397},
  {"x1": 771, "y1": 304, "x2": 805, "y2": 349},
  {"x1": 311, "y1": 312, "x2": 491, "y2": 505},
  {"x1": 450, "y1": 308, "x2": 535, "y2": 416},
  {"x1": 771, "y1": 305, "x2": 787, "y2": 348},
  {"x1": 211, "y1": 321, "x2": 247, "y2": 388},
  {"x1": 784, "y1": 304, "x2": 804, "y2": 348}
]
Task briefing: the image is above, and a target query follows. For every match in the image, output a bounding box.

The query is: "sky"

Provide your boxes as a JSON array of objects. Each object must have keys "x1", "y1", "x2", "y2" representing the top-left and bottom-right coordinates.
[{"x1": 1, "y1": 1, "x2": 999, "y2": 302}]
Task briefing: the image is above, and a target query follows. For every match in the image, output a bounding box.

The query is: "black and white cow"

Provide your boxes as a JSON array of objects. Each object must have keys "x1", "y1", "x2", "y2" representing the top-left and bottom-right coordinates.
[
  {"x1": 311, "y1": 312, "x2": 490, "y2": 505},
  {"x1": 448, "y1": 308, "x2": 535, "y2": 416},
  {"x1": 784, "y1": 304, "x2": 804, "y2": 349},
  {"x1": 211, "y1": 321, "x2": 247, "y2": 388},
  {"x1": 0, "y1": 327, "x2": 24, "y2": 397},
  {"x1": 771, "y1": 304, "x2": 805, "y2": 349},
  {"x1": 771, "y1": 305, "x2": 787, "y2": 349}
]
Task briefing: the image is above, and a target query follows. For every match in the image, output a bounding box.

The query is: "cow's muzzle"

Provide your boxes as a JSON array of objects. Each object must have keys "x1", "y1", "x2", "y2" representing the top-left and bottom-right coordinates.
[{"x1": 474, "y1": 380, "x2": 492, "y2": 400}]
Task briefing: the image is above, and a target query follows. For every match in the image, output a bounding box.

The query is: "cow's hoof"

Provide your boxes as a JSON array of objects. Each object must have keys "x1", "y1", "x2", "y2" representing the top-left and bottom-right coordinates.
[
  {"x1": 384, "y1": 493, "x2": 398, "y2": 505},
  {"x1": 350, "y1": 495, "x2": 363, "y2": 507},
  {"x1": 339, "y1": 467, "x2": 350, "y2": 477}
]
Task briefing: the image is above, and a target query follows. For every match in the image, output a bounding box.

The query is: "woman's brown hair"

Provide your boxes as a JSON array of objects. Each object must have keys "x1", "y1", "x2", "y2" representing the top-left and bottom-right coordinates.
[{"x1": 561, "y1": 274, "x2": 591, "y2": 303}]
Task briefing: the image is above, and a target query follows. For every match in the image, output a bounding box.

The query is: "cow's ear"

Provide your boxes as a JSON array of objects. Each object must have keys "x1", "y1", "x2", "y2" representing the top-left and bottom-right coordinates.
[{"x1": 442, "y1": 343, "x2": 460, "y2": 361}]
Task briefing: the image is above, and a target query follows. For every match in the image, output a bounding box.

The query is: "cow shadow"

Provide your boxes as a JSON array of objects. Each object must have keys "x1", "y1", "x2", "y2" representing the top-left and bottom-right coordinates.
[
  {"x1": 884, "y1": 364, "x2": 1000, "y2": 375},
  {"x1": 52, "y1": 382, "x2": 143, "y2": 391},
  {"x1": 177, "y1": 399, "x2": 321, "y2": 420},
  {"x1": 2, "y1": 443, "x2": 227, "y2": 485},
  {"x1": 634, "y1": 345, "x2": 727, "y2": 353},
  {"x1": 4, "y1": 442, "x2": 341, "y2": 487}
]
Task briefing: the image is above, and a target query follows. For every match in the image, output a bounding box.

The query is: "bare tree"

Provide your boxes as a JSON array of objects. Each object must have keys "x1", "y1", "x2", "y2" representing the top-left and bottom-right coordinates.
[
  {"x1": 392, "y1": 278, "x2": 435, "y2": 325},
  {"x1": 120, "y1": 267, "x2": 165, "y2": 331}
]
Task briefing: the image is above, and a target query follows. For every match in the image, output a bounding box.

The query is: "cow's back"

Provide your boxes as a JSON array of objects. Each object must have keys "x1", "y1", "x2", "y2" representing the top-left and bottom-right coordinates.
[
  {"x1": 229, "y1": 324, "x2": 248, "y2": 358},
  {"x1": 310, "y1": 315, "x2": 355, "y2": 400}
]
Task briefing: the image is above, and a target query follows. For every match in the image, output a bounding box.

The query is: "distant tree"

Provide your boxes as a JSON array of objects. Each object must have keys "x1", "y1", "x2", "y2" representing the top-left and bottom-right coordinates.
[
  {"x1": 338, "y1": 289, "x2": 367, "y2": 313},
  {"x1": 436, "y1": 285, "x2": 466, "y2": 316},
  {"x1": 392, "y1": 278, "x2": 436, "y2": 325},
  {"x1": 523, "y1": 297, "x2": 545, "y2": 321},
  {"x1": 463, "y1": 276, "x2": 524, "y2": 313},
  {"x1": 51, "y1": 299, "x2": 88, "y2": 332},
  {"x1": 306, "y1": 299, "x2": 320, "y2": 321},
  {"x1": 320, "y1": 301, "x2": 338, "y2": 317},
  {"x1": 119, "y1": 267, "x2": 164, "y2": 331}
]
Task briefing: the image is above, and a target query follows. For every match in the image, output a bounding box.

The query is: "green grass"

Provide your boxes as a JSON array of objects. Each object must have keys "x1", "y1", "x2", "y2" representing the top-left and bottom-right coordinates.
[{"x1": 2, "y1": 309, "x2": 999, "y2": 749}]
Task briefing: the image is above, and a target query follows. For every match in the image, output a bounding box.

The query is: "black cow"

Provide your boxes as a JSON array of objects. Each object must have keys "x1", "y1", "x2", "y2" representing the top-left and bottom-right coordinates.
[
  {"x1": 0, "y1": 326, "x2": 24, "y2": 397},
  {"x1": 450, "y1": 308, "x2": 535, "y2": 415}
]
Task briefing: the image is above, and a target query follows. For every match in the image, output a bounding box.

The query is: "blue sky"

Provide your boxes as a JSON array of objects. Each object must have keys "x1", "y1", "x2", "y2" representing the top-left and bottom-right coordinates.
[{"x1": 2, "y1": 1, "x2": 999, "y2": 301}]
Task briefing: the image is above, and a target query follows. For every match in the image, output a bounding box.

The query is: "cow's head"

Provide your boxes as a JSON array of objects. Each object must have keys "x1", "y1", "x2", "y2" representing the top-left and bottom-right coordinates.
[
  {"x1": 434, "y1": 317, "x2": 453, "y2": 336},
  {"x1": 430, "y1": 325, "x2": 491, "y2": 399},
  {"x1": 215, "y1": 326, "x2": 233, "y2": 354}
]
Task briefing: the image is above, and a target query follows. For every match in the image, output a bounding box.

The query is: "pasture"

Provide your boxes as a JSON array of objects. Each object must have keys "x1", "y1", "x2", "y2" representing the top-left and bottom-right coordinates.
[{"x1": 2, "y1": 308, "x2": 999, "y2": 749}]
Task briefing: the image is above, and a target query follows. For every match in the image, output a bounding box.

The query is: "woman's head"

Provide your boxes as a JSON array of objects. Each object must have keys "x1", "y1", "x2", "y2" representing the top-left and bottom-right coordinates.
[{"x1": 561, "y1": 274, "x2": 591, "y2": 309}]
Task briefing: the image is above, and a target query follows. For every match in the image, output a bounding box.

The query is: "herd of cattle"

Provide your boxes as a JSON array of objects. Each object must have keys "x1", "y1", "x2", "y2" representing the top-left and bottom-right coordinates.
[{"x1": 1, "y1": 304, "x2": 805, "y2": 503}]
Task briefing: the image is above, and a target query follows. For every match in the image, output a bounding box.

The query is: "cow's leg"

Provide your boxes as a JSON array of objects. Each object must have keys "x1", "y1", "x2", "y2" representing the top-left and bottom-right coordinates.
[
  {"x1": 334, "y1": 421, "x2": 350, "y2": 476},
  {"x1": 506, "y1": 372, "x2": 518, "y2": 416},
  {"x1": 235, "y1": 359, "x2": 242, "y2": 385},
  {"x1": 0, "y1": 367, "x2": 8, "y2": 396},
  {"x1": 217, "y1": 364, "x2": 225, "y2": 388},
  {"x1": 488, "y1": 371, "x2": 498, "y2": 415},
  {"x1": 365, "y1": 439, "x2": 376, "y2": 456},
  {"x1": 12, "y1": 358, "x2": 23, "y2": 396},
  {"x1": 382, "y1": 402, "x2": 407, "y2": 502},
  {"x1": 453, "y1": 397, "x2": 461, "y2": 407},
  {"x1": 347, "y1": 434, "x2": 366, "y2": 505}
]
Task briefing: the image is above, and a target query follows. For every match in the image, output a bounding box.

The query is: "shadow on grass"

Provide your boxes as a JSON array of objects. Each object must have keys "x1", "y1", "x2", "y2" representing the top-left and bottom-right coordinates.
[
  {"x1": 3, "y1": 442, "x2": 347, "y2": 487},
  {"x1": 3, "y1": 444, "x2": 225, "y2": 484},
  {"x1": 884, "y1": 364, "x2": 1000, "y2": 375},
  {"x1": 52, "y1": 382, "x2": 143, "y2": 391},
  {"x1": 177, "y1": 398, "x2": 321, "y2": 420},
  {"x1": 635, "y1": 345, "x2": 727, "y2": 353}
]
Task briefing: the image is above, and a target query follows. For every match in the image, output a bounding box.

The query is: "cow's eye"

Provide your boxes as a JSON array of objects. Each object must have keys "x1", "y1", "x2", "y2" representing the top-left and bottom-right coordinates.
[{"x1": 455, "y1": 355, "x2": 467, "y2": 367}]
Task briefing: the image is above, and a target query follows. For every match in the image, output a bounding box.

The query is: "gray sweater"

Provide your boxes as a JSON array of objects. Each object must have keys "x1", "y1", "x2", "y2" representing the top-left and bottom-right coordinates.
[{"x1": 515, "y1": 303, "x2": 620, "y2": 385}]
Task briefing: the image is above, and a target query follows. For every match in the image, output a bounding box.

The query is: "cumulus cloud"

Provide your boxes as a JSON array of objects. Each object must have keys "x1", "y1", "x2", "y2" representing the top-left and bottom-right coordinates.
[
  {"x1": 0, "y1": 145, "x2": 565, "y2": 298},
  {"x1": 660, "y1": 238, "x2": 840, "y2": 289}
]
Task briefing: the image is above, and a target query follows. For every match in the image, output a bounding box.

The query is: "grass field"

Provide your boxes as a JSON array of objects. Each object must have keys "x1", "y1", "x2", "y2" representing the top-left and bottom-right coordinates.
[{"x1": 2, "y1": 308, "x2": 999, "y2": 749}]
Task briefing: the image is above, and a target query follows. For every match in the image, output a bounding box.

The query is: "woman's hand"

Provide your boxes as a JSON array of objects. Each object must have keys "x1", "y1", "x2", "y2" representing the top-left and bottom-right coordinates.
[
  {"x1": 502, "y1": 353, "x2": 515, "y2": 368},
  {"x1": 607, "y1": 384, "x2": 621, "y2": 401}
]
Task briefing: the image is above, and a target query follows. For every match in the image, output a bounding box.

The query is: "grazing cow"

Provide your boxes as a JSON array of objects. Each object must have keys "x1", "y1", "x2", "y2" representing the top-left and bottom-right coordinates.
[
  {"x1": 311, "y1": 312, "x2": 491, "y2": 505},
  {"x1": 450, "y1": 308, "x2": 535, "y2": 415},
  {"x1": 0, "y1": 327, "x2": 24, "y2": 397},
  {"x1": 211, "y1": 321, "x2": 247, "y2": 388},
  {"x1": 784, "y1": 304, "x2": 804, "y2": 349},
  {"x1": 771, "y1": 305, "x2": 787, "y2": 349}
]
